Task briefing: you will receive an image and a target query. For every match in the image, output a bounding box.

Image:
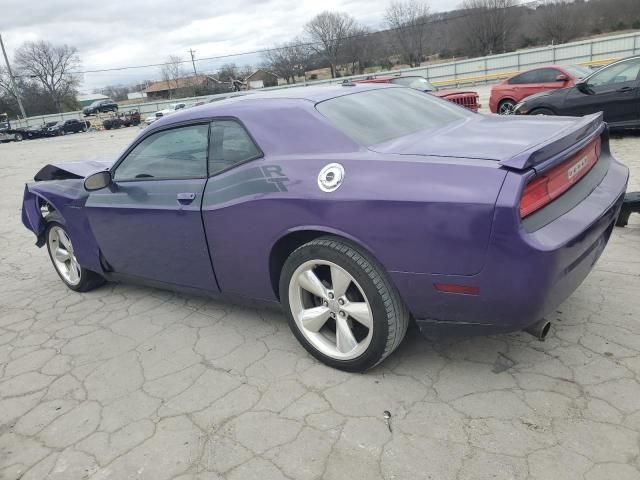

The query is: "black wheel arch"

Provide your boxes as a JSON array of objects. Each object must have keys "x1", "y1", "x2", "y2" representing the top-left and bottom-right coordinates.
[
  {"x1": 269, "y1": 229, "x2": 381, "y2": 301},
  {"x1": 529, "y1": 106, "x2": 558, "y2": 115}
]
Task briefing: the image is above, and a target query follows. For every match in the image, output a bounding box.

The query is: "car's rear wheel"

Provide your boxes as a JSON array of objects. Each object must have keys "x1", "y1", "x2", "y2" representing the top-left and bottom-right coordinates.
[
  {"x1": 280, "y1": 237, "x2": 409, "y2": 372},
  {"x1": 45, "y1": 218, "x2": 105, "y2": 292},
  {"x1": 531, "y1": 108, "x2": 555, "y2": 116},
  {"x1": 498, "y1": 99, "x2": 516, "y2": 115}
]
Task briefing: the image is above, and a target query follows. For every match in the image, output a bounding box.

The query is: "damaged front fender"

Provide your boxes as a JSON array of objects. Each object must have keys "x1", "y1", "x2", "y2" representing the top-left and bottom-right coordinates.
[{"x1": 21, "y1": 185, "x2": 47, "y2": 246}]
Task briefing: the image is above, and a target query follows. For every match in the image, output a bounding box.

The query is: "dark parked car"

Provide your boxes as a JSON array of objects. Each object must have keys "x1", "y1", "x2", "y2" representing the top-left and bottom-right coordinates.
[
  {"x1": 22, "y1": 85, "x2": 628, "y2": 371},
  {"x1": 514, "y1": 56, "x2": 640, "y2": 128},
  {"x1": 46, "y1": 119, "x2": 88, "y2": 136},
  {"x1": 23, "y1": 122, "x2": 58, "y2": 139},
  {"x1": 83, "y1": 99, "x2": 118, "y2": 116}
]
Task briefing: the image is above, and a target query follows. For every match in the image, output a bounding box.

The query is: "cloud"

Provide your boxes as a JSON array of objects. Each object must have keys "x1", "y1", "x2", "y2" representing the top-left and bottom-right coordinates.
[{"x1": 0, "y1": 0, "x2": 460, "y2": 91}]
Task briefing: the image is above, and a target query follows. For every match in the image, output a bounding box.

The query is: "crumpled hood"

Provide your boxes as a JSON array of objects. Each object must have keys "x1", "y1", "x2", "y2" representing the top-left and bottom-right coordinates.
[
  {"x1": 370, "y1": 112, "x2": 603, "y2": 169},
  {"x1": 34, "y1": 158, "x2": 115, "y2": 181}
]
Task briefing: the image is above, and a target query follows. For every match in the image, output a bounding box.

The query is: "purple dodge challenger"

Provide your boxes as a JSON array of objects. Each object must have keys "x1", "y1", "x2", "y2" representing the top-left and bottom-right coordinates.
[{"x1": 22, "y1": 84, "x2": 628, "y2": 371}]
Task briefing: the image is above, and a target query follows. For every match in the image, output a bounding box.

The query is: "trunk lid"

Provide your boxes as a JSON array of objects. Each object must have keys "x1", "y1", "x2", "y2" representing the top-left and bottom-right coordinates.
[{"x1": 370, "y1": 112, "x2": 604, "y2": 171}]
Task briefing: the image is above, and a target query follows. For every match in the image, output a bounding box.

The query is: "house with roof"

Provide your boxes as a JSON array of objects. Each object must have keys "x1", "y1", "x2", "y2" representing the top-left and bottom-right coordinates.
[
  {"x1": 144, "y1": 75, "x2": 226, "y2": 100},
  {"x1": 246, "y1": 70, "x2": 279, "y2": 89}
]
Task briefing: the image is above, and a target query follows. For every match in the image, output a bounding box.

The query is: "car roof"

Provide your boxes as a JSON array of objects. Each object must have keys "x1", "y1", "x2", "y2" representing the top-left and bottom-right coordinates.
[
  {"x1": 227, "y1": 83, "x2": 395, "y2": 102},
  {"x1": 150, "y1": 83, "x2": 400, "y2": 129}
]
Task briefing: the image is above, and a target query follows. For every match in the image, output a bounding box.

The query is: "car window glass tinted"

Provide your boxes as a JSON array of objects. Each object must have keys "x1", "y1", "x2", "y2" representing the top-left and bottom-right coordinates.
[
  {"x1": 508, "y1": 71, "x2": 538, "y2": 84},
  {"x1": 316, "y1": 88, "x2": 469, "y2": 146},
  {"x1": 588, "y1": 59, "x2": 640, "y2": 87},
  {"x1": 536, "y1": 69, "x2": 562, "y2": 83},
  {"x1": 208, "y1": 120, "x2": 261, "y2": 175},
  {"x1": 114, "y1": 124, "x2": 209, "y2": 181},
  {"x1": 508, "y1": 69, "x2": 557, "y2": 84}
]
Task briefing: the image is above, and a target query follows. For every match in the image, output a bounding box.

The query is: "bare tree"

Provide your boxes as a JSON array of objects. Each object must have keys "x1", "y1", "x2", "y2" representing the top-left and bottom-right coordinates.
[
  {"x1": 0, "y1": 66, "x2": 13, "y2": 98},
  {"x1": 238, "y1": 64, "x2": 254, "y2": 80},
  {"x1": 342, "y1": 27, "x2": 377, "y2": 75},
  {"x1": 14, "y1": 40, "x2": 80, "y2": 112},
  {"x1": 385, "y1": 1, "x2": 431, "y2": 67},
  {"x1": 305, "y1": 11, "x2": 356, "y2": 78},
  {"x1": 217, "y1": 63, "x2": 239, "y2": 83},
  {"x1": 459, "y1": 0, "x2": 519, "y2": 56},
  {"x1": 263, "y1": 39, "x2": 313, "y2": 83},
  {"x1": 535, "y1": 1, "x2": 579, "y2": 45},
  {"x1": 159, "y1": 55, "x2": 184, "y2": 99}
]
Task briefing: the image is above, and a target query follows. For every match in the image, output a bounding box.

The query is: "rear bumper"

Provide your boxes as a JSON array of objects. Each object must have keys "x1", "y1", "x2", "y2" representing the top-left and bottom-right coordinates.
[{"x1": 392, "y1": 155, "x2": 629, "y2": 337}]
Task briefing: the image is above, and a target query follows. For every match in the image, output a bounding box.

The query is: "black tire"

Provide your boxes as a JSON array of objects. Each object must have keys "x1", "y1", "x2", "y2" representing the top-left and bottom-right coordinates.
[
  {"x1": 530, "y1": 108, "x2": 555, "y2": 116},
  {"x1": 44, "y1": 213, "x2": 106, "y2": 292},
  {"x1": 497, "y1": 99, "x2": 516, "y2": 115},
  {"x1": 280, "y1": 236, "x2": 409, "y2": 372},
  {"x1": 13, "y1": 133, "x2": 23, "y2": 142}
]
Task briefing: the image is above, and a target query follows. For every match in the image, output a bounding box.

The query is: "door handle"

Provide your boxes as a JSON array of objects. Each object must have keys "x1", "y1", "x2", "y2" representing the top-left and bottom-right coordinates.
[
  {"x1": 617, "y1": 86, "x2": 633, "y2": 93},
  {"x1": 177, "y1": 192, "x2": 196, "y2": 204}
]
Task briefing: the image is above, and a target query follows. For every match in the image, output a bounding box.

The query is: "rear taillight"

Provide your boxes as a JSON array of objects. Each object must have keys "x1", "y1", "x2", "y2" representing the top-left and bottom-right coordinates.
[{"x1": 520, "y1": 137, "x2": 601, "y2": 218}]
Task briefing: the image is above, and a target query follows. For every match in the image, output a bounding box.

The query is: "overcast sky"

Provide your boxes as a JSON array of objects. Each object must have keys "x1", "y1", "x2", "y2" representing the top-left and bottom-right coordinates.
[{"x1": 0, "y1": 0, "x2": 462, "y2": 92}]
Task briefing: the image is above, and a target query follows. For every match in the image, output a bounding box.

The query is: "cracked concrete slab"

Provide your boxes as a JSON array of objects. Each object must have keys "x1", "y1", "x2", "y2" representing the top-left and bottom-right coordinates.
[{"x1": 0, "y1": 120, "x2": 639, "y2": 479}]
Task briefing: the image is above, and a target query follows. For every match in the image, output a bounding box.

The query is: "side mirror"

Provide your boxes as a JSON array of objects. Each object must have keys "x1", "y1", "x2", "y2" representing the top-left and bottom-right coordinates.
[
  {"x1": 575, "y1": 81, "x2": 592, "y2": 94},
  {"x1": 556, "y1": 74, "x2": 568, "y2": 82},
  {"x1": 84, "y1": 170, "x2": 112, "y2": 191}
]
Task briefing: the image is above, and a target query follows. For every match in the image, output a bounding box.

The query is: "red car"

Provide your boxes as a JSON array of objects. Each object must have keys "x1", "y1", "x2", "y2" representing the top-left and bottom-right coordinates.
[
  {"x1": 490, "y1": 65, "x2": 592, "y2": 115},
  {"x1": 354, "y1": 75, "x2": 480, "y2": 112}
]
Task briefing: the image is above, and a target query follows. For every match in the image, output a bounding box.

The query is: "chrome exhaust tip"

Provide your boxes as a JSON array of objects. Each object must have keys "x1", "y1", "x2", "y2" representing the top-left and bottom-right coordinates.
[{"x1": 524, "y1": 319, "x2": 551, "y2": 341}]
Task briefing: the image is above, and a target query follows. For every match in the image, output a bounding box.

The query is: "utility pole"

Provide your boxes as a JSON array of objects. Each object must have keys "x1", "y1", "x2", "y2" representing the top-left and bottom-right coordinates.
[
  {"x1": 188, "y1": 49, "x2": 198, "y2": 76},
  {"x1": 0, "y1": 33, "x2": 27, "y2": 119}
]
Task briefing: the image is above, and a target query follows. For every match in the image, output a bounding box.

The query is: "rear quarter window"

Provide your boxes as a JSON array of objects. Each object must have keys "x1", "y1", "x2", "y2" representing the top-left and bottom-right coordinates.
[{"x1": 316, "y1": 88, "x2": 469, "y2": 146}]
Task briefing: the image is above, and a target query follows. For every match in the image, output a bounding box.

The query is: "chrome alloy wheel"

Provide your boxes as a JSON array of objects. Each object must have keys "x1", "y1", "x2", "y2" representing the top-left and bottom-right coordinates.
[
  {"x1": 498, "y1": 101, "x2": 516, "y2": 115},
  {"x1": 288, "y1": 260, "x2": 373, "y2": 360},
  {"x1": 48, "y1": 226, "x2": 81, "y2": 286}
]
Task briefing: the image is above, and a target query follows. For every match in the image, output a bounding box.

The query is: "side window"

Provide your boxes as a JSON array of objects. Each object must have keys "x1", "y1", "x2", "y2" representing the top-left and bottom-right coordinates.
[
  {"x1": 588, "y1": 59, "x2": 640, "y2": 87},
  {"x1": 209, "y1": 120, "x2": 261, "y2": 175},
  {"x1": 537, "y1": 69, "x2": 561, "y2": 83},
  {"x1": 114, "y1": 124, "x2": 209, "y2": 181},
  {"x1": 508, "y1": 71, "x2": 537, "y2": 85}
]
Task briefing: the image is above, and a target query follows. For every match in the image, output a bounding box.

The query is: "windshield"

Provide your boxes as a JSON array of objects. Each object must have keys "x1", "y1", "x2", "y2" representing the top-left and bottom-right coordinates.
[
  {"x1": 563, "y1": 65, "x2": 591, "y2": 79},
  {"x1": 390, "y1": 76, "x2": 436, "y2": 91},
  {"x1": 316, "y1": 88, "x2": 469, "y2": 147}
]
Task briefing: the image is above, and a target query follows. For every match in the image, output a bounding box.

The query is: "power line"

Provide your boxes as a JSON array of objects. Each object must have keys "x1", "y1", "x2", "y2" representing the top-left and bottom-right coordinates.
[{"x1": 68, "y1": 0, "x2": 545, "y2": 75}]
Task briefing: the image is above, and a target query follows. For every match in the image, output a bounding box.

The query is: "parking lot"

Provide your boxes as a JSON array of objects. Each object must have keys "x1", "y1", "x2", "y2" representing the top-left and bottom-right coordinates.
[{"x1": 0, "y1": 113, "x2": 639, "y2": 479}]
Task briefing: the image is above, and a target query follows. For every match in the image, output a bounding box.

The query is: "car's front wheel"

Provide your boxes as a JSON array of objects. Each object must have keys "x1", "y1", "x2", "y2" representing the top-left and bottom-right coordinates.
[
  {"x1": 280, "y1": 237, "x2": 409, "y2": 372},
  {"x1": 45, "y1": 218, "x2": 105, "y2": 292},
  {"x1": 498, "y1": 99, "x2": 516, "y2": 115}
]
